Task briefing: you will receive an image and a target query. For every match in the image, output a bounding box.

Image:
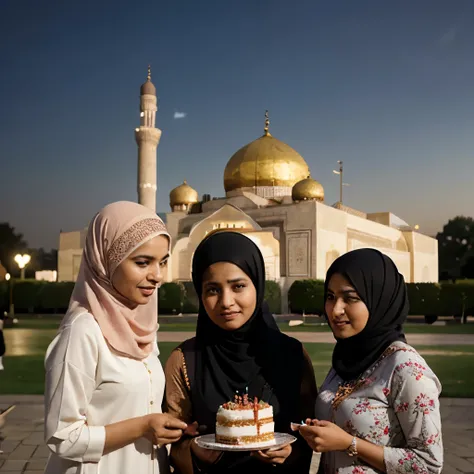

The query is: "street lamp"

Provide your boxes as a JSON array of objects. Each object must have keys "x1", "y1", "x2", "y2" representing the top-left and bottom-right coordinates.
[
  {"x1": 332, "y1": 160, "x2": 350, "y2": 205},
  {"x1": 14, "y1": 254, "x2": 31, "y2": 280},
  {"x1": 4, "y1": 273, "x2": 13, "y2": 316}
]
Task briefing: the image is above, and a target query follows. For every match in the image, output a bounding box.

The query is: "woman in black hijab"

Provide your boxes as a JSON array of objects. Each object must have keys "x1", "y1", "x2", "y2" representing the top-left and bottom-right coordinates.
[
  {"x1": 165, "y1": 231, "x2": 317, "y2": 474},
  {"x1": 298, "y1": 249, "x2": 443, "y2": 473}
]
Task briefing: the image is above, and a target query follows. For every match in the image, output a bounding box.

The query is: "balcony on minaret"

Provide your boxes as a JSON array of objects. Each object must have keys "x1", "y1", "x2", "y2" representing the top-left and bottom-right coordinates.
[{"x1": 140, "y1": 109, "x2": 156, "y2": 128}]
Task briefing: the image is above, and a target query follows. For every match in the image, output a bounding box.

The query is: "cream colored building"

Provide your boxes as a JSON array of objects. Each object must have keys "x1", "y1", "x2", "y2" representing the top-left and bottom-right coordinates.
[
  {"x1": 164, "y1": 116, "x2": 437, "y2": 312},
  {"x1": 58, "y1": 79, "x2": 438, "y2": 312}
]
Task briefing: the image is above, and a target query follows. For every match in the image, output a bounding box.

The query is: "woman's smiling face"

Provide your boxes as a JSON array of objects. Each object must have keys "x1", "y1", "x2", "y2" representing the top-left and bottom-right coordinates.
[
  {"x1": 201, "y1": 262, "x2": 257, "y2": 331},
  {"x1": 325, "y1": 273, "x2": 369, "y2": 339}
]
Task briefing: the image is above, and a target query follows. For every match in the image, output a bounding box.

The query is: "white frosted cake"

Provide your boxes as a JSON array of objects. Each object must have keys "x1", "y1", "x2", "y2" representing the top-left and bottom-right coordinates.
[{"x1": 216, "y1": 396, "x2": 275, "y2": 445}]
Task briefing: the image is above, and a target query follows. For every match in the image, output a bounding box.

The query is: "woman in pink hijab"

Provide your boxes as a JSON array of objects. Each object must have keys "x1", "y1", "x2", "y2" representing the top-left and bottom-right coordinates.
[{"x1": 44, "y1": 201, "x2": 189, "y2": 474}]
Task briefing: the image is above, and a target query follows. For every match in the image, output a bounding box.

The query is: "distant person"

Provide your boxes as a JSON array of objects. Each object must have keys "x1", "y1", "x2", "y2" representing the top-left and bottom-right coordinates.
[
  {"x1": 0, "y1": 312, "x2": 5, "y2": 370},
  {"x1": 297, "y1": 249, "x2": 443, "y2": 473},
  {"x1": 43, "y1": 201, "x2": 189, "y2": 474},
  {"x1": 165, "y1": 231, "x2": 317, "y2": 474}
]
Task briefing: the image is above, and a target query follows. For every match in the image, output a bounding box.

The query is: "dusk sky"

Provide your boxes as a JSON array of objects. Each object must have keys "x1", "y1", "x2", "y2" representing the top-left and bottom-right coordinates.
[{"x1": 1, "y1": 0, "x2": 474, "y2": 250}]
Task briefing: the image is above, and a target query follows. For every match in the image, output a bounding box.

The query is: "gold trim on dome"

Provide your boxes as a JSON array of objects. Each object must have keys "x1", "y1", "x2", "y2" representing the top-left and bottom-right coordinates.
[{"x1": 264, "y1": 110, "x2": 271, "y2": 137}]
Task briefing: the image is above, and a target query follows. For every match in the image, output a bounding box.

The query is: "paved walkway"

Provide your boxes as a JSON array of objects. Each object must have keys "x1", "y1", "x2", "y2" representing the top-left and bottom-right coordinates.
[
  {"x1": 157, "y1": 331, "x2": 474, "y2": 345},
  {"x1": 1, "y1": 396, "x2": 473, "y2": 473}
]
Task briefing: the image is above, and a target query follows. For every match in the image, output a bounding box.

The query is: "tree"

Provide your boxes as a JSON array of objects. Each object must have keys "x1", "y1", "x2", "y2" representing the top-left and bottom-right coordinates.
[
  {"x1": 437, "y1": 216, "x2": 474, "y2": 280},
  {"x1": 0, "y1": 223, "x2": 28, "y2": 273}
]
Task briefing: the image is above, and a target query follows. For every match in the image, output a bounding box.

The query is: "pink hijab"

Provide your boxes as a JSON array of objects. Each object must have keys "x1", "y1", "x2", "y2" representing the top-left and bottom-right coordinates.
[{"x1": 63, "y1": 201, "x2": 170, "y2": 360}]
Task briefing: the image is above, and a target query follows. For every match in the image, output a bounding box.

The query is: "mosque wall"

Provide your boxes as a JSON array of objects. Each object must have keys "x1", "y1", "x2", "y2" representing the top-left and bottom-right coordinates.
[
  {"x1": 346, "y1": 213, "x2": 412, "y2": 282},
  {"x1": 58, "y1": 249, "x2": 83, "y2": 282},
  {"x1": 57, "y1": 230, "x2": 86, "y2": 282},
  {"x1": 403, "y1": 231, "x2": 438, "y2": 283},
  {"x1": 315, "y1": 203, "x2": 348, "y2": 279},
  {"x1": 284, "y1": 201, "x2": 317, "y2": 279}
]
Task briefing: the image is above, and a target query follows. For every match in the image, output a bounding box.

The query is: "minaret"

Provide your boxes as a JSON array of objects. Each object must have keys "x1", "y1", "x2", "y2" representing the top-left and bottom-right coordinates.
[{"x1": 135, "y1": 65, "x2": 162, "y2": 212}]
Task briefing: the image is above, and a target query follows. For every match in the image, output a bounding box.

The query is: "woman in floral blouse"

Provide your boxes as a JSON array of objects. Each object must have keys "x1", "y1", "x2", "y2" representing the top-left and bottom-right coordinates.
[{"x1": 298, "y1": 248, "x2": 443, "y2": 473}]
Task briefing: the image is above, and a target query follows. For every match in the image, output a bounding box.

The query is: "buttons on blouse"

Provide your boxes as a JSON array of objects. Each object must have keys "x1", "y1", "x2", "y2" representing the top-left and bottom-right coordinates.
[{"x1": 143, "y1": 361, "x2": 154, "y2": 407}]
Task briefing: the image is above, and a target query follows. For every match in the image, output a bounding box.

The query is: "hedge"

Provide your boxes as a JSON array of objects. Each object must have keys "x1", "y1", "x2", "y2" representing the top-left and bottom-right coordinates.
[
  {"x1": 405, "y1": 283, "x2": 441, "y2": 316},
  {"x1": 264, "y1": 281, "x2": 281, "y2": 314},
  {"x1": 288, "y1": 279, "x2": 474, "y2": 318},
  {"x1": 0, "y1": 281, "x2": 9, "y2": 312},
  {"x1": 288, "y1": 279, "x2": 325, "y2": 314},
  {"x1": 158, "y1": 280, "x2": 282, "y2": 314},
  {"x1": 4, "y1": 278, "x2": 474, "y2": 318}
]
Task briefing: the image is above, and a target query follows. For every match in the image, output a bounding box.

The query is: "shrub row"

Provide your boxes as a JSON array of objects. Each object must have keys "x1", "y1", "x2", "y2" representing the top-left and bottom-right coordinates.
[
  {"x1": 4, "y1": 278, "x2": 471, "y2": 318},
  {"x1": 288, "y1": 279, "x2": 474, "y2": 318},
  {"x1": 0, "y1": 280, "x2": 76, "y2": 313},
  {"x1": 0, "y1": 280, "x2": 282, "y2": 314},
  {"x1": 158, "y1": 280, "x2": 282, "y2": 314}
]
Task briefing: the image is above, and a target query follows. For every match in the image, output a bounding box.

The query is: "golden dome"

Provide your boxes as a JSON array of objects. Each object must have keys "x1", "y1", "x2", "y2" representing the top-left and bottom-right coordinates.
[
  {"x1": 169, "y1": 180, "x2": 199, "y2": 207},
  {"x1": 223, "y1": 112, "x2": 310, "y2": 193},
  {"x1": 292, "y1": 176, "x2": 324, "y2": 202}
]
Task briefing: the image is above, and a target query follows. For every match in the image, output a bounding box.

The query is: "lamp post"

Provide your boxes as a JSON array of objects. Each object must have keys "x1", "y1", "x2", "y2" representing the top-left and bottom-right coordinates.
[
  {"x1": 14, "y1": 254, "x2": 31, "y2": 280},
  {"x1": 4, "y1": 273, "x2": 13, "y2": 316},
  {"x1": 332, "y1": 161, "x2": 350, "y2": 205}
]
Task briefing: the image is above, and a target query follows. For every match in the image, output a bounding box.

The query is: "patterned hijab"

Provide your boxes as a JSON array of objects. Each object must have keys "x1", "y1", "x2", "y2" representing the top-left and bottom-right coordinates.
[{"x1": 62, "y1": 201, "x2": 170, "y2": 360}]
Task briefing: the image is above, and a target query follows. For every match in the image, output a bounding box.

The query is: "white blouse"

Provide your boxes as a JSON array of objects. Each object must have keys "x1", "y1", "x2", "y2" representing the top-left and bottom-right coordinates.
[
  {"x1": 44, "y1": 311, "x2": 169, "y2": 474},
  {"x1": 316, "y1": 342, "x2": 443, "y2": 474}
]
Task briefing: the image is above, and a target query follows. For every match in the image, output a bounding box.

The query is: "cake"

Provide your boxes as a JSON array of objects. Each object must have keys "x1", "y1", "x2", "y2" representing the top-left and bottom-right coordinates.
[{"x1": 215, "y1": 395, "x2": 275, "y2": 445}]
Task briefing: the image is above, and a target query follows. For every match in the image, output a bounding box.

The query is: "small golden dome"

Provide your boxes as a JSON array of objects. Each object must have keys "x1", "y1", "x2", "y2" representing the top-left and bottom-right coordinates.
[
  {"x1": 169, "y1": 180, "x2": 199, "y2": 208},
  {"x1": 292, "y1": 176, "x2": 324, "y2": 202},
  {"x1": 223, "y1": 111, "x2": 310, "y2": 193}
]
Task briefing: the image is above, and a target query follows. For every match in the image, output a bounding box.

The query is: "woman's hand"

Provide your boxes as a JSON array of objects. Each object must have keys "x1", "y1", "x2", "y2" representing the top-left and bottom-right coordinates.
[
  {"x1": 191, "y1": 439, "x2": 222, "y2": 464},
  {"x1": 252, "y1": 443, "x2": 292, "y2": 464},
  {"x1": 299, "y1": 419, "x2": 353, "y2": 453},
  {"x1": 144, "y1": 413, "x2": 188, "y2": 446}
]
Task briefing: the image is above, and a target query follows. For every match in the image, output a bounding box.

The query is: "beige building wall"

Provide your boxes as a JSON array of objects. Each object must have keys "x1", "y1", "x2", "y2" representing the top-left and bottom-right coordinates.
[
  {"x1": 403, "y1": 231, "x2": 438, "y2": 283},
  {"x1": 316, "y1": 203, "x2": 348, "y2": 279},
  {"x1": 346, "y1": 213, "x2": 412, "y2": 282},
  {"x1": 58, "y1": 229, "x2": 86, "y2": 282}
]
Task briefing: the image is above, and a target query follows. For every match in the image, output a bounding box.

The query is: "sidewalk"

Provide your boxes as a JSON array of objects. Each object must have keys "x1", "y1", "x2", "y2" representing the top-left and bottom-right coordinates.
[{"x1": 1, "y1": 396, "x2": 473, "y2": 473}]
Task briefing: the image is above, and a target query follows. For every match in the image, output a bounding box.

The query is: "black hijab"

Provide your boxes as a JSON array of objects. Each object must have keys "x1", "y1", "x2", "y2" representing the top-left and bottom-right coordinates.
[
  {"x1": 190, "y1": 231, "x2": 304, "y2": 432},
  {"x1": 325, "y1": 248, "x2": 409, "y2": 382}
]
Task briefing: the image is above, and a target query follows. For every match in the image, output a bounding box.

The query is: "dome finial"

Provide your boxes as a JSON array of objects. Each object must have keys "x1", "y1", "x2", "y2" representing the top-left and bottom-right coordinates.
[
  {"x1": 264, "y1": 110, "x2": 271, "y2": 136},
  {"x1": 147, "y1": 65, "x2": 151, "y2": 81}
]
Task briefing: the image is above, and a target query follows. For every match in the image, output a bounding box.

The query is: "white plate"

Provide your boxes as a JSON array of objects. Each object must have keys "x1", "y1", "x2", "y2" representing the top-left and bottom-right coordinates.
[{"x1": 194, "y1": 432, "x2": 297, "y2": 452}]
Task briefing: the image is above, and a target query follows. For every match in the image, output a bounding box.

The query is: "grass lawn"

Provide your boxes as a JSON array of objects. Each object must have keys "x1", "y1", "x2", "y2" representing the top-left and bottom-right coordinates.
[
  {"x1": 1, "y1": 325, "x2": 473, "y2": 398},
  {"x1": 11, "y1": 316, "x2": 474, "y2": 334}
]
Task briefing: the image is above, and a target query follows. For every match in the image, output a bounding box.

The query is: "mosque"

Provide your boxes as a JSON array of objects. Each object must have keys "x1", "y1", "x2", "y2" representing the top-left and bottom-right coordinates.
[{"x1": 58, "y1": 69, "x2": 438, "y2": 311}]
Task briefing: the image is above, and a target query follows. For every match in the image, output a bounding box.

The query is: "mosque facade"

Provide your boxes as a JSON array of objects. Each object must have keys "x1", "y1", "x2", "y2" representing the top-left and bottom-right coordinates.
[{"x1": 58, "y1": 71, "x2": 438, "y2": 311}]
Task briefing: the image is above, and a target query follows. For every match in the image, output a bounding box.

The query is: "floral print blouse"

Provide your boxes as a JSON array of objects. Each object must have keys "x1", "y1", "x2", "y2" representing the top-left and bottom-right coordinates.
[{"x1": 315, "y1": 342, "x2": 443, "y2": 474}]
